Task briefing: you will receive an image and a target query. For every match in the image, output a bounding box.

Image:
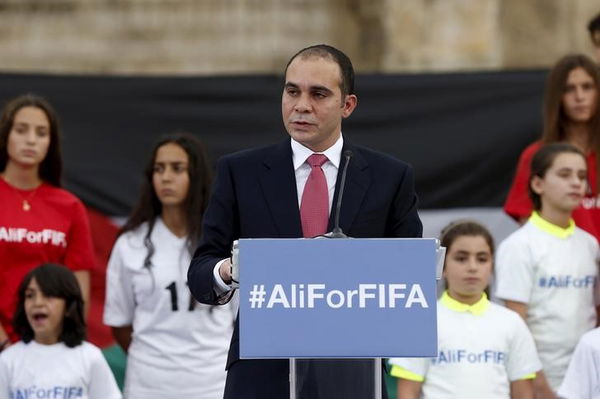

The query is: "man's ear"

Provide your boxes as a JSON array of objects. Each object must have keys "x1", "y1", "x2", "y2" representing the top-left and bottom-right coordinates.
[{"x1": 342, "y1": 94, "x2": 358, "y2": 118}]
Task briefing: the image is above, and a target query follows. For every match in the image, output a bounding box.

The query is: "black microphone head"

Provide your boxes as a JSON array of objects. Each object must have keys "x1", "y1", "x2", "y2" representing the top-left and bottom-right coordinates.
[{"x1": 343, "y1": 149, "x2": 353, "y2": 159}]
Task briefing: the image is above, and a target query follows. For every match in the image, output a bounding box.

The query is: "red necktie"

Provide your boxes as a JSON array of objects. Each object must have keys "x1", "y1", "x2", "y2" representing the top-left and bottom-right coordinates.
[{"x1": 301, "y1": 154, "x2": 329, "y2": 238}]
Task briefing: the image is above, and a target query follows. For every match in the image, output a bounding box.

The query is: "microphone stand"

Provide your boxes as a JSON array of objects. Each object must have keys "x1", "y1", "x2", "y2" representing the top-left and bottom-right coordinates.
[{"x1": 324, "y1": 149, "x2": 353, "y2": 239}]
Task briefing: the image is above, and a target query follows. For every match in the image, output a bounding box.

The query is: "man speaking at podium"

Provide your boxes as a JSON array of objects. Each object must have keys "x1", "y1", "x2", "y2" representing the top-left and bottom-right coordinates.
[{"x1": 188, "y1": 44, "x2": 423, "y2": 398}]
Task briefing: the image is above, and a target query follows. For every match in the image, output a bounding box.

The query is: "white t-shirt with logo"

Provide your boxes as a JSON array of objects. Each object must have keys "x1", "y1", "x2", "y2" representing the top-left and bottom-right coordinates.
[
  {"x1": 0, "y1": 340, "x2": 121, "y2": 399},
  {"x1": 495, "y1": 213, "x2": 599, "y2": 391},
  {"x1": 389, "y1": 292, "x2": 541, "y2": 399},
  {"x1": 558, "y1": 327, "x2": 600, "y2": 399},
  {"x1": 103, "y1": 218, "x2": 237, "y2": 399}
]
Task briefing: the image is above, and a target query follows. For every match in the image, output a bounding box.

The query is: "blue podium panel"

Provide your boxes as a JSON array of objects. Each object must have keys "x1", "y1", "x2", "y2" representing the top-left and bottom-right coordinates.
[{"x1": 239, "y1": 238, "x2": 437, "y2": 359}]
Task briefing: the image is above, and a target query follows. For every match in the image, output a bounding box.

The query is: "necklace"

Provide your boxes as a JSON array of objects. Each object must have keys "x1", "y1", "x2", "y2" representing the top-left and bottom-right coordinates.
[
  {"x1": 13, "y1": 186, "x2": 38, "y2": 211},
  {"x1": 1, "y1": 176, "x2": 40, "y2": 211},
  {"x1": 22, "y1": 193, "x2": 36, "y2": 211}
]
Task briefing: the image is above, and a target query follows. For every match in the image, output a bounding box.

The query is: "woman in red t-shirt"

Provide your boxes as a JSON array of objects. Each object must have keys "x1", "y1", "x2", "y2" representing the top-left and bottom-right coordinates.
[
  {"x1": 0, "y1": 94, "x2": 94, "y2": 348},
  {"x1": 504, "y1": 54, "x2": 600, "y2": 240}
]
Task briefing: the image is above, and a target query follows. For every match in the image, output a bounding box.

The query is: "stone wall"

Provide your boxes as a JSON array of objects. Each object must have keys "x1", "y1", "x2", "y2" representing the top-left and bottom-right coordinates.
[{"x1": 0, "y1": 0, "x2": 597, "y2": 74}]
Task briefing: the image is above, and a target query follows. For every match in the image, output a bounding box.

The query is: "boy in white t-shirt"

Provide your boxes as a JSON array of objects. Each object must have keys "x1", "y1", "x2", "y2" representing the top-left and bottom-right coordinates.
[{"x1": 496, "y1": 143, "x2": 599, "y2": 396}]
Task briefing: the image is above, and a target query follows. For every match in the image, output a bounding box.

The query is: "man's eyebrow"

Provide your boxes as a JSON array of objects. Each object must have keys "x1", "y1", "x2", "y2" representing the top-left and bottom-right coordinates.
[
  {"x1": 310, "y1": 85, "x2": 334, "y2": 94},
  {"x1": 284, "y1": 82, "x2": 334, "y2": 94}
]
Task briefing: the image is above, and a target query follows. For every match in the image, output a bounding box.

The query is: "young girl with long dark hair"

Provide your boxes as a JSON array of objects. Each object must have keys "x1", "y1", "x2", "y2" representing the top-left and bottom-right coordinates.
[
  {"x1": 103, "y1": 133, "x2": 236, "y2": 399},
  {"x1": 0, "y1": 94, "x2": 94, "y2": 347},
  {"x1": 504, "y1": 54, "x2": 600, "y2": 240}
]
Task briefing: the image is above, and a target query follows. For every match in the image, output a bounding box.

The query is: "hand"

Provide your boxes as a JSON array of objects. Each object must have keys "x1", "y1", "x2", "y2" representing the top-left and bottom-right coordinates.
[{"x1": 219, "y1": 258, "x2": 233, "y2": 284}]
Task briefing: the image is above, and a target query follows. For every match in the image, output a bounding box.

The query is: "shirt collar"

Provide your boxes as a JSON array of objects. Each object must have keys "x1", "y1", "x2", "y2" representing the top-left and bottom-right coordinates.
[
  {"x1": 291, "y1": 134, "x2": 343, "y2": 170},
  {"x1": 440, "y1": 291, "x2": 489, "y2": 316},
  {"x1": 529, "y1": 211, "x2": 575, "y2": 239}
]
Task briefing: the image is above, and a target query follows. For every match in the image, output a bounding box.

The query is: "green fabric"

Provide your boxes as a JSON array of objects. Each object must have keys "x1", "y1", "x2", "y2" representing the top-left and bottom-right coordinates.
[
  {"x1": 385, "y1": 368, "x2": 397, "y2": 398},
  {"x1": 102, "y1": 345, "x2": 127, "y2": 391}
]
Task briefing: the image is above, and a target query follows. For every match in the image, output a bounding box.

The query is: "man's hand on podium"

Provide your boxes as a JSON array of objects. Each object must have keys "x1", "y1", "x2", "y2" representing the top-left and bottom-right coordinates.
[
  {"x1": 219, "y1": 240, "x2": 239, "y2": 288},
  {"x1": 219, "y1": 258, "x2": 233, "y2": 284}
]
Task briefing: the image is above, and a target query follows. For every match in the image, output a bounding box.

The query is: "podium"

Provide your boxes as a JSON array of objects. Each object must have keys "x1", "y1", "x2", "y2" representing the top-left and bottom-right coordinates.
[{"x1": 237, "y1": 238, "x2": 440, "y2": 399}]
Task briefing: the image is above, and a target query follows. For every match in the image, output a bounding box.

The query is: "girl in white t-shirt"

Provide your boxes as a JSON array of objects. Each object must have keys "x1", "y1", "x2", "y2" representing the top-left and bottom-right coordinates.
[
  {"x1": 103, "y1": 133, "x2": 236, "y2": 399},
  {"x1": 390, "y1": 220, "x2": 541, "y2": 399},
  {"x1": 496, "y1": 143, "x2": 599, "y2": 397},
  {"x1": 0, "y1": 263, "x2": 121, "y2": 399}
]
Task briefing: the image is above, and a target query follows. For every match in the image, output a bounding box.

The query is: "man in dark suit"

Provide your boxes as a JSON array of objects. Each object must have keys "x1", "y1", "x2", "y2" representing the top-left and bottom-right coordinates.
[{"x1": 188, "y1": 44, "x2": 422, "y2": 399}]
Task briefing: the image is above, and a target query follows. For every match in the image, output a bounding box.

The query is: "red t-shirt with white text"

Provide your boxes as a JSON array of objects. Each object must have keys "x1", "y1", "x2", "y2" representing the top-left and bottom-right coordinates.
[{"x1": 0, "y1": 178, "x2": 94, "y2": 340}]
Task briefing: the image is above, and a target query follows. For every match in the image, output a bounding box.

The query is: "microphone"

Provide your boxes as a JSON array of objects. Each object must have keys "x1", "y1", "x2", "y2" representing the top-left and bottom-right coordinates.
[{"x1": 327, "y1": 149, "x2": 353, "y2": 238}]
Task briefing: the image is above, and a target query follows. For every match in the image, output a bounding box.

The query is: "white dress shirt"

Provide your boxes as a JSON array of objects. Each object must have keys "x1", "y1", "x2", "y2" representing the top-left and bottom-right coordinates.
[
  {"x1": 291, "y1": 135, "x2": 342, "y2": 213},
  {"x1": 212, "y1": 135, "x2": 344, "y2": 293}
]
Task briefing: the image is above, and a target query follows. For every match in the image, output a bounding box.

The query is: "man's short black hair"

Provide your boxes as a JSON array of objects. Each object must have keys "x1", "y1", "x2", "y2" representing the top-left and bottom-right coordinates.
[
  {"x1": 588, "y1": 12, "x2": 600, "y2": 40},
  {"x1": 285, "y1": 44, "x2": 355, "y2": 97}
]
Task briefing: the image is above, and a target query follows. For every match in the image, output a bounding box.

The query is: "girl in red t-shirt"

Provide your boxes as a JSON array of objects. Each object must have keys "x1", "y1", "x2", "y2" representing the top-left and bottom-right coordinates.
[
  {"x1": 504, "y1": 54, "x2": 600, "y2": 240},
  {"x1": 0, "y1": 94, "x2": 94, "y2": 347}
]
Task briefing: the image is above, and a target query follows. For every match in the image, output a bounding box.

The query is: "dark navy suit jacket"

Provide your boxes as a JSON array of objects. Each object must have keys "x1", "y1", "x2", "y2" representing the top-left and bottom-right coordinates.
[{"x1": 188, "y1": 139, "x2": 422, "y2": 399}]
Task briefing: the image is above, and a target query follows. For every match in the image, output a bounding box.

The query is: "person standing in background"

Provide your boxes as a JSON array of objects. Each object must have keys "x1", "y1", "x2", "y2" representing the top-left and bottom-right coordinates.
[
  {"x1": 588, "y1": 12, "x2": 600, "y2": 63},
  {"x1": 392, "y1": 220, "x2": 540, "y2": 399},
  {"x1": 559, "y1": 324, "x2": 600, "y2": 398},
  {"x1": 497, "y1": 143, "x2": 599, "y2": 398},
  {"x1": 0, "y1": 94, "x2": 93, "y2": 348},
  {"x1": 0, "y1": 264, "x2": 120, "y2": 399},
  {"x1": 104, "y1": 133, "x2": 236, "y2": 399},
  {"x1": 504, "y1": 54, "x2": 600, "y2": 240}
]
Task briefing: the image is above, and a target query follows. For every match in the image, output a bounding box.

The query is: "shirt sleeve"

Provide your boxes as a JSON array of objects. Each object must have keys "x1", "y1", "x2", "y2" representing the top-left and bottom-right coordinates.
[
  {"x1": 504, "y1": 143, "x2": 538, "y2": 221},
  {"x1": 103, "y1": 238, "x2": 135, "y2": 326},
  {"x1": 557, "y1": 332, "x2": 599, "y2": 399},
  {"x1": 506, "y1": 311, "x2": 542, "y2": 381},
  {"x1": 64, "y1": 199, "x2": 95, "y2": 271},
  {"x1": 213, "y1": 259, "x2": 233, "y2": 294},
  {"x1": 0, "y1": 355, "x2": 9, "y2": 399},
  {"x1": 388, "y1": 357, "x2": 428, "y2": 382},
  {"x1": 495, "y1": 235, "x2": 535, "y2": 304},
  {"x1": 85, "y1": 344, "x2": 122, "y2": 399}
]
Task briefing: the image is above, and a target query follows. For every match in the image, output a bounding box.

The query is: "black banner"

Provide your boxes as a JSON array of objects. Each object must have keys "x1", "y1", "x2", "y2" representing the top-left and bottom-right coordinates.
[{"x1": 0, "y1": 70, "x2": 545, "y2": 215}]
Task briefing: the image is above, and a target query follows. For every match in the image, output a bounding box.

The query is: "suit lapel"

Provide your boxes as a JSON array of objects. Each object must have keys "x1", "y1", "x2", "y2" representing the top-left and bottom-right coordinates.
[
  {"x1": 328, "y1": 142, "x2": 370, "y2": 233},
  {"x1": 258, "y1": 140, "x2": 303, "y2": 237}
]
